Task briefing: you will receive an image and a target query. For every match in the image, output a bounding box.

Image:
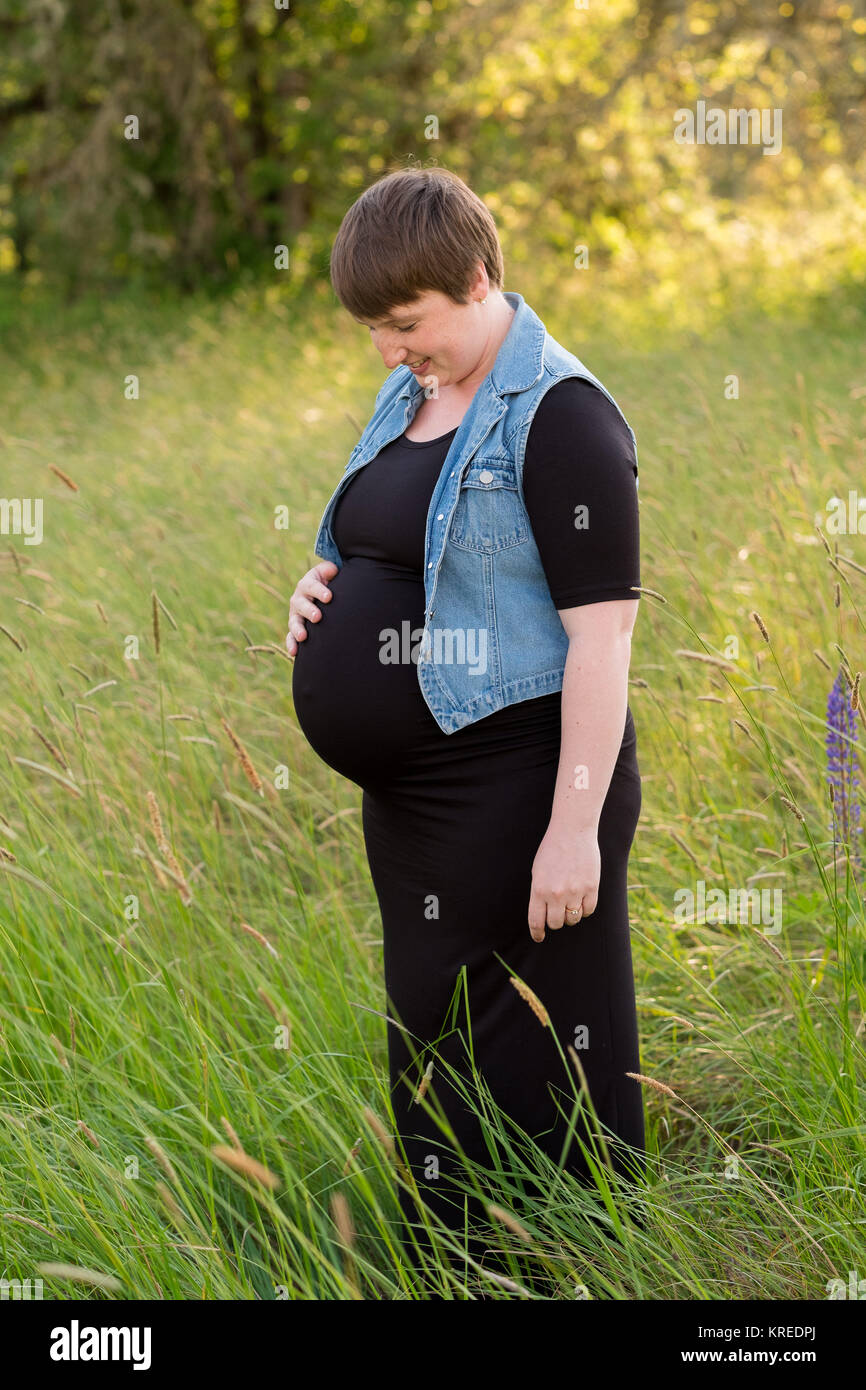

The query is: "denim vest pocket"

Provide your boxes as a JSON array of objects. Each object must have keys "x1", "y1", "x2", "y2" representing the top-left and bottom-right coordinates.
[{"x1": 449, "y1": 461, "x2": 529, "y2": 552}]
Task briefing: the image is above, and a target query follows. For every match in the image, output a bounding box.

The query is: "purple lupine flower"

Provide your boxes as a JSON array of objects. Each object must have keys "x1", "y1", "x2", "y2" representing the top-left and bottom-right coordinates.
[{"x1": 826, "y1": 668, "x2": 862, "y2": 881}]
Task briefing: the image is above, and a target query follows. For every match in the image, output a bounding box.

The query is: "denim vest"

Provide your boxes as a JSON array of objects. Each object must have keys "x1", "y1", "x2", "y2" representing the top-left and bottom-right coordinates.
[{"x1": 313, "y1": 290, "x2": 639, "y2": 734}]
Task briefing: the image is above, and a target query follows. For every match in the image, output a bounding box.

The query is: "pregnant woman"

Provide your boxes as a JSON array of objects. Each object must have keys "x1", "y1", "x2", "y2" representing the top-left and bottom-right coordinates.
[{"x1": 287, "y1": 167, "x2": 646, "y2": 1284}]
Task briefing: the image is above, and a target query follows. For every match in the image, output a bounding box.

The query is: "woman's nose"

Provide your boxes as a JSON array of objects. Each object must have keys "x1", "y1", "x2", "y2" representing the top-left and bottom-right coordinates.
[
  {"x1": 372, "y1": 334, "x2": 408, "y2": 368},
  {"x1": 381, "y1": 345, "x2": 407, "y2": 368}
]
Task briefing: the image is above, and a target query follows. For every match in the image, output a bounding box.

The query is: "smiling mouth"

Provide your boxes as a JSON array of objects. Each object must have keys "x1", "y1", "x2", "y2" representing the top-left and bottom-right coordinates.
[{"x1": 407, "y1": 357, "x2": 431, "y2": 372}]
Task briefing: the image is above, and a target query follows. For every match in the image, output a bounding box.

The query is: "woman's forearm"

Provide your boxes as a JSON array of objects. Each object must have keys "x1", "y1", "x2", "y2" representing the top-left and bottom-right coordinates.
[{"x1": 548, "y1": 632, "x2": 633, "y2": 836}]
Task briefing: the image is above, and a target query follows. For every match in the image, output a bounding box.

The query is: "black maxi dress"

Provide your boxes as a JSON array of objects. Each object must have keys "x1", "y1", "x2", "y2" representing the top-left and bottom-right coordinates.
[{"x1": 292, "y1": 378, "x2": 646, "y2": 1270}]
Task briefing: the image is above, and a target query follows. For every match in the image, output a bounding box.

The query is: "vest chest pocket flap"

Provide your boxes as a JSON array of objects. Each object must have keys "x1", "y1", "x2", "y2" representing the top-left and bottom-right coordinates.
[{"x1": 449, "y1": 460, "x2": 529, "y2": 553}]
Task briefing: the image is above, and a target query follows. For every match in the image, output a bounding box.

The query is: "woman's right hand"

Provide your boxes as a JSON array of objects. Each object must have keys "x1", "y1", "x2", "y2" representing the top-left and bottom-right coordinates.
[{"x1": 285, "y1": 560, "x2": 340, "y2": 658}]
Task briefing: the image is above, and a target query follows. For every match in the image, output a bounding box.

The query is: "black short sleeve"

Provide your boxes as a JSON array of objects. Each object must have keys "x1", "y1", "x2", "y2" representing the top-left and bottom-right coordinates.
[{"x1": 522, "y1": 377, "x2": 640, "y2": 610}]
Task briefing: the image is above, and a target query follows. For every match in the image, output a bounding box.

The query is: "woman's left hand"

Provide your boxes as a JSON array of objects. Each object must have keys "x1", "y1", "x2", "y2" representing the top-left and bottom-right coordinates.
[{"x1": 527, "y1": 824, "x2": 600, "y2": 942}]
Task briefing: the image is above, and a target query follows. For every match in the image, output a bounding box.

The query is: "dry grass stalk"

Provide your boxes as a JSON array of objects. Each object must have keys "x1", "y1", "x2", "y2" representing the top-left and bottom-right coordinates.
[
  {"x1": 748, "y1": 1141, "x2": 794, "y2": 1162},
  {"x1": 413, "y1": 1059, "x2": 434, "y2": 1105},
  {"x1": 76, "y1": 1120, "x2": 99, "y2": 1147},
  {"x1": 833, "y1": 645, "x2": 853, "y2": 684},
  {"x1": 632, "y1": 585, "x2": 667, "y2": 602},
  {"x1": 156, "y1": 855, "x2": 192, "y2": 905},
  {"x1": 257, "y1": 987, "x2": 291, "y2": 1038},
  {"x1": 240, "y1": 921, "x2": 279, "y2": 958},
  {"x1": 509, "y1": 976, "x2": 550, "y2": 1027},
  {"x1": 0, "y1": 625, "x2": 24, "y2": 651},
  {"x1": 155, "y1": 1181, "x2": 186, "y2": 1226},
  {"x1": 674, "y1": 649, "x2": 737, "y2": 670},
  {"x1": 750, "y1": 610, "x2": 770, "y2": 642},
  {"x1": 732, "y1": 718, "x2": 761, "y2": 749},
  {"x1": 220, "y1": 1116, "x2": 243, "y2": 1151},
  {"x1": 362, "y1": 1106, "x2": 396, "y2": 1160},
  {"x1": 330, "y1": 1192, "x2": 360, "y2": 1296},
  {"x1": 137, "y1": 838, "x2": 169, "y2": 889},
  {"x1": 152, "y1": 592, "x2": 178, "y2": 630},
  {"x1": 245, "y1": 643, "x2": 292, "y2": 663},
  {"x1": 31, "y1": 724, "x2": 70, "y2": 771},
  {"x1": 49, "y1": 1034, "x2": 69, "y2": 1069},
  {"x1": 146, "y1": 790, "x2": 166, "y2": 848},
  {"x1": 48, "y1": 464, "x2": 79, "y2": 491},
  {"x1": 331, "y1": 1190, "x2": 355, "y2": 1248},
  {"x1": 220, "y1": 717, "x2": 264, "y2": 796},
  {"x1": 487, "y1": 1204, "x2": 533, "y2": 1244},
  {"x1": 35, "y1": 1262, "x2": 122, "y2": 1291},
  {"x1": 669, "y1": 830, "x2": 702, "y2": 868},
  {"x1": 626, "y1": 1070, "x2": 679, "y2": 1100},
  {"x1": 779, "y1": 794, "x2": 806, "y2": 824},
  {"x1": 342, "y1": 1136, "x2": 363, "y2": 1175},
  {"x1": 144, "y1": 792, "x2": 192, "y2": 901},
  {"x1": 754, "y1": 929, "x2": 786, "y2": 962},
  {"x1": 151, "y1": 592, "x2": 160, "y2": 654},
  {"x1": 211, "y1": 1143, "x2": 280, "y2": 1191},
  {"x1": 145, "y1": 1136, "x2": 179, "y2": 1185},
  {"x1": 473, "y1": 1266, "x2": 527, "y2": 1294},
  {"x1": 2, "y1": 1213, "x2": 54, "y2": 1237}
]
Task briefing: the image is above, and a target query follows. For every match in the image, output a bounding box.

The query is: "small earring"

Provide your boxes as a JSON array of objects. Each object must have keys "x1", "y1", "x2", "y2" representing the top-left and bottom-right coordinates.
[{"x1": 481, "y1": 296, "x2": 488, "y2": 304}]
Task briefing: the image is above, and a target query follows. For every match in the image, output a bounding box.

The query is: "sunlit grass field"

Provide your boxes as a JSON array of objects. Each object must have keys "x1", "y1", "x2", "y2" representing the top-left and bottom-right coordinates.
[{"x1": 1, "y1": 276, "x2": 865, "y2": 1299}]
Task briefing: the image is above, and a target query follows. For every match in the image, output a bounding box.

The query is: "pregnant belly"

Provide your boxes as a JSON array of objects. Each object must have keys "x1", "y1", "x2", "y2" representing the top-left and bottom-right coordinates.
[{"x1": 291, "y1": 557, "x2": 434, "y2": 785}]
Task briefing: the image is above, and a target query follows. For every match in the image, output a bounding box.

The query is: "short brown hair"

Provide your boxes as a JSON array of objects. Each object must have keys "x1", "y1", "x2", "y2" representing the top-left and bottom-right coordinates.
[{"x1": 329, "y1": 165, "x2": 505, "y2": 324}]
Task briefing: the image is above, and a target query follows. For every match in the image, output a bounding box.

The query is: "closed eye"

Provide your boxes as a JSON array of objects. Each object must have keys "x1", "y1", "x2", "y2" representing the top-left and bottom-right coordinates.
[{"x1": 363, "y1": 321, "x2": 418, "y2": 333}]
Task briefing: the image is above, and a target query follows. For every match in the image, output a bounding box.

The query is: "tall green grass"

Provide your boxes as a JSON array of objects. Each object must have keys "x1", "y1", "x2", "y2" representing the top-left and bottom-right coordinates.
[{"x1": 1, "y1": 275, "x2": 864, "y2": 1298}]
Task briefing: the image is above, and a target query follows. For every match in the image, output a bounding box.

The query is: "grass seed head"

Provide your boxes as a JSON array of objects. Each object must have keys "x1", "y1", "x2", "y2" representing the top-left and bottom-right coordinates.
[{"x1": 509, "y1": 975, "x2": 550, "y2": 1027}]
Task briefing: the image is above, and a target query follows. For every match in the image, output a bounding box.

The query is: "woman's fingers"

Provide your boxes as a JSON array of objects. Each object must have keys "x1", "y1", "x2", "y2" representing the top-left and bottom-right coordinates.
[
  {"x1": 286, "y1": 600, "x2": 320, "y2": 654},
  {"x1": 545, "y1": 900, "x2": 586, "y2": 931},
  {"x1": 286, "y1": 565, "x2": 336, "y2": 658},
  {"x1": 299, "y1": 581, "x2": 331, "y2": 601},
  {"x1": 292, "y1": 596, "x2": 323, "y2": 623}
]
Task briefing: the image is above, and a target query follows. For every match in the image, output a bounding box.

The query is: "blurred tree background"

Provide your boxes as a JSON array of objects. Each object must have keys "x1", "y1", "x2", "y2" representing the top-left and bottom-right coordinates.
[{"x1": 1, "y1": 0, "x2": 864, "y2": 322}]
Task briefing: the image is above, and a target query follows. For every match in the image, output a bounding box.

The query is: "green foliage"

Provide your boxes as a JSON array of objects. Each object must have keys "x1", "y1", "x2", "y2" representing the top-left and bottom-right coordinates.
[
  {"x1": 0, "y1": 276, "x2": 865, "y2": 1297},
  {"x1": 1, "y1": 0, "x2": 864, "y2": 312}
]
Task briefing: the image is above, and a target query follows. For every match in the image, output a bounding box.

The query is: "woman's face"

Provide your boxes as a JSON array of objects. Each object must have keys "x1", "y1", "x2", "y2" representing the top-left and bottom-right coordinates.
[{"x1": 354, "y1": 279, "x2": 497, "y2": 392}]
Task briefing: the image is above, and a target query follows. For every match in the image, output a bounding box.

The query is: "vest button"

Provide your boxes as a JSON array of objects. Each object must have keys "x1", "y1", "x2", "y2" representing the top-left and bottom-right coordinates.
[
  {"x1": 478, "y1": 469, "x2": 494, "y2": 483},
  {"x1": 437, "y1": 513, "x2": 444, "y2": 520},
  {"x1": 427, "y1": 562, "x2": 432, "y2": 568}
]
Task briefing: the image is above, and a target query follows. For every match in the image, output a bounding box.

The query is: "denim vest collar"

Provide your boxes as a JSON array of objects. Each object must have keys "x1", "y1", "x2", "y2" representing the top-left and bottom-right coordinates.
[{"x1": 313, "y1": 291, "x2": 638, "y2": 734}]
